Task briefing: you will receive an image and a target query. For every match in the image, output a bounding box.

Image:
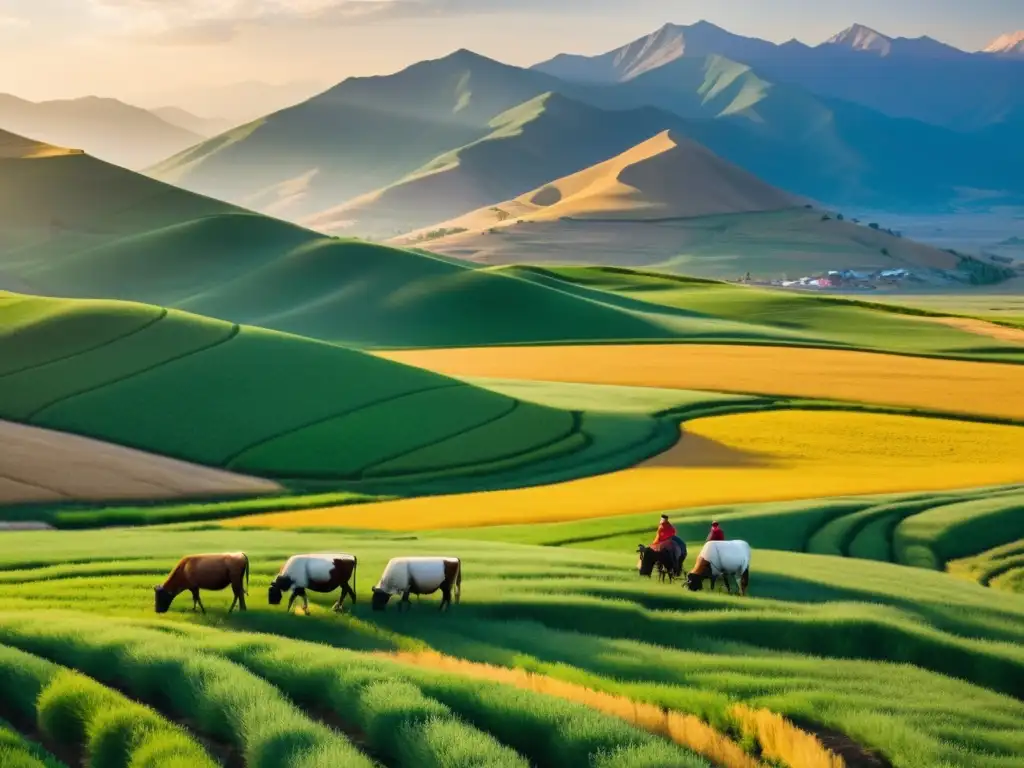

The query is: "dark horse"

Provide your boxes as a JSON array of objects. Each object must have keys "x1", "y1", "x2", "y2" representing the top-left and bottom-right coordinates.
[{"x1": 636, "y1": 537, "x2": 687, "y2": 583}]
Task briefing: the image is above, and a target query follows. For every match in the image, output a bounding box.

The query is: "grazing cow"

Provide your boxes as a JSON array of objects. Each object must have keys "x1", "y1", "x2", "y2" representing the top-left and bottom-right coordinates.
[
  {"x1": 371, "y1": 557, "x2": 461, "y2": 612},
  {"x1": 636, "y1": 536, "x2": 687, "y2": 582},
  {"x1": 685, "y1": 540, "x2": 751, "y2": 596},
  {"x1": 268, "y1": 553, "x2": 357, "y2": 614},
  {"x1": 154, "y1": 552, "x2": 249, "y2": 614}
]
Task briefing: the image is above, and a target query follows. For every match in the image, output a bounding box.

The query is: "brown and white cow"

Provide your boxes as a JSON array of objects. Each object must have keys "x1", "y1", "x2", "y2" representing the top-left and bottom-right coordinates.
[
  {"x1": 154, "y1": 552, "x2": 249, "y2": 614},
  {"x1": 371, "y1": 557, "x2": 461, "y2": 612},
  {"x1": 268, "y1": 553, "x2": 357, "y2": 614}
]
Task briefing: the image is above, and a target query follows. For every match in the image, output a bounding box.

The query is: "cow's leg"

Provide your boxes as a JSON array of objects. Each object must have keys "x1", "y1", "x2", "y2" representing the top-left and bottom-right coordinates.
[
  {"x1": 228, "y1": 592, "x2": 238, "y2": 613},
  {"x1": 300, "y1": 589, "x2": 310, "y2": 615},
  {"x1": 439, "y1": 582, "x2": 452, "y2": 612},
  {"x1": 191, "y1": 588, "x2": 206, "y2": 614},
  {"x1": 237, "y1": 584, "x2": 247, "y2": 612},
  {"x1": 400, "y1": 588, "x2": 412, "y2": 612},
  {"x1": 287, "y1": 590, "x2": 298, "y2": 612},
  {"x1": 722, "y1": 574, "x2": 733, "y2": 595},
  {"x1": 740, "y1": 569, "x2": 750, "y2": 597}
]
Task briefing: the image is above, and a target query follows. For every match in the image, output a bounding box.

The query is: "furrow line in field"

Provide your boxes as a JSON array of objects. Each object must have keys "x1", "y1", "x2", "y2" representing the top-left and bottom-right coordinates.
[
  {"x1": 221, "y1": 382, "x2": 465, "y2": 470},
  {"x1": 29, "y1": 322, "x2": 242, "y2": 422},
  {"x1": 0, "y1": 308, "x2": 168, "y2": 380},
  {"x1": 0, "y1": 640, "x2": 221, "y2": 768},
  {"x1": 0, "y1": 618, "x2": 378, "y2": 768}
]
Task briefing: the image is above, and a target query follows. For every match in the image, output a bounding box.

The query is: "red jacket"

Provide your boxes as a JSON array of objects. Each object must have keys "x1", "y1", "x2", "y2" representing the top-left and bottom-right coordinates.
[
  {"x1": 654, "y1": 520, "x2": 676, "y2": 545},
  {"x1": 707, "y1": 525, "x2": 725, "y2": 542}
]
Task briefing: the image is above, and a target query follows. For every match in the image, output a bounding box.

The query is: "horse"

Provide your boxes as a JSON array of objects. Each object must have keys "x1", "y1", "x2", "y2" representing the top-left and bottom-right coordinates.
[
  {"x1": 637, "y1": 536, "x2": 687, "y2": 583},
  {"x1": 685, "y1": 540, "x2": 751, "y2": 596}
]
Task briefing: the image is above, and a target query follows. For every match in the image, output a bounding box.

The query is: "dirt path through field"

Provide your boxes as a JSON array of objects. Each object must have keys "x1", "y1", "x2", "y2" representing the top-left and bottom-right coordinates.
[
  {"x1": 0, "y1": 419, "x2": 282, "y2": 504},
  {"x1": 379, "y1": 344, "x2": 1024, "y2": 421}
]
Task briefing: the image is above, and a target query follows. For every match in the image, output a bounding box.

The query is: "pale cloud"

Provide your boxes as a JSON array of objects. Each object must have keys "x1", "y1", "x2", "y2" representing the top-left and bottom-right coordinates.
[{"x1": 88, "y1": 0, "x2": 547, "y2": 45}]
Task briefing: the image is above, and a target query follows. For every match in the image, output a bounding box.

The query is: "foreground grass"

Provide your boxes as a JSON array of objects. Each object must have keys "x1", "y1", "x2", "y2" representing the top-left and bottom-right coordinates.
[{"x1": 0, "y1": 529, "x2": 1022, "y2": 767}]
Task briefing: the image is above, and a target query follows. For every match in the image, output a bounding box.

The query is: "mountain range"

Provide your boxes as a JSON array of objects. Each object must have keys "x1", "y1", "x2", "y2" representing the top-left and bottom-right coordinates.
[
  {"x1": 146, "y1": 25, "x2": 1023, "y2": 239},
  {"x1": 0, "y1": 94, "x2": 205, "y2": 169},
  {"x1": 536, "y1": 22, "x2": 1024, "y2": 131}
]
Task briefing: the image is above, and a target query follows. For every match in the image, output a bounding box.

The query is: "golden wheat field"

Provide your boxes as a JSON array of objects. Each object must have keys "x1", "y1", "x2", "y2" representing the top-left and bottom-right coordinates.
[
  {"x1": 379, "y1": 344, "x2": 1024, "y2": 421},
  {"x1": 225, "y1": 410, "x2": 1024, "y2": 530}
]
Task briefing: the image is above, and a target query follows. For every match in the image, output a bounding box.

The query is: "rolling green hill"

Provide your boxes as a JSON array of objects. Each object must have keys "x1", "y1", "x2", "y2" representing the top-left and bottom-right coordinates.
[
  {"x1": 0, "y1": 293, "x2": 669, "y2": 488},
  {"x1": 3, "y1": 133, "x2": 1018, "y2": 357}
]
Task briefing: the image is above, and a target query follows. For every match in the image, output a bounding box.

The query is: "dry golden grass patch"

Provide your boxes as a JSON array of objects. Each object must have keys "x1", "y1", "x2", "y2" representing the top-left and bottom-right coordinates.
[
  {"x1": 224, "y1": 411, "x2": 1024, "y2": 530},
  {"x1": 379, "y1": 344, "x2": 1024, "y2": 421},
  {"x1": 381, "y1": 650, "x2": 776, "y2": 768},
  {"x1": 731, "y1": 705, "x2": 844, "y2": 768}
]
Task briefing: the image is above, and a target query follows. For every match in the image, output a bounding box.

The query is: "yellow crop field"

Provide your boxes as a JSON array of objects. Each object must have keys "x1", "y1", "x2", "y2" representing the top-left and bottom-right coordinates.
[
  {"x1": 224, "y1": 410, "x2": 1024, "y2": 530},
  {"x1": 379, "y1": 344, "x2": 1024, "y2": 421}
]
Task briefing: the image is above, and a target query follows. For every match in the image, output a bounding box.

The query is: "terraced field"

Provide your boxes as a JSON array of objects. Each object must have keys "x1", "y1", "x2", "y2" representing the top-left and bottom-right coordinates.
[{"x1": 0, "y1": 529, "x2": 1021, "y2": 768}]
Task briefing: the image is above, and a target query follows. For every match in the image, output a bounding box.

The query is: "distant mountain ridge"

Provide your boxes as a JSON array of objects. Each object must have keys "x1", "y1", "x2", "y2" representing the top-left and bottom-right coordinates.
[
  {"x1": 533, "y1": 20, "x2": 1024, "y2": 131},
  {"x1": 984, "y1": 31, "x2": 1024, "y2": 56},
  {"x1": 0, "y1": 94, "x2": 202, "y2": 169}
]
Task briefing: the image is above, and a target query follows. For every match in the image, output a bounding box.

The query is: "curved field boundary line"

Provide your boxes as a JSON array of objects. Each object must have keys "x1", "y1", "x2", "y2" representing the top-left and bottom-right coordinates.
[
  {"x1": 378, "y1": 345, "x2": 1024, "y2": 420},
  {"x1": 379, "y1": 650, "x2": 846, "y2": 768},
  {"x1": 221, "y1": 382, "x2": 466, "y2": 470},
  {"x1": 356, "y1": 399, "x2": 522, "y2": 479},
  {"x1": 362, "y1": 404, "x2": 588, "y2": 481},
  {"x1": 29, "y1": 323, "x2": 242, "y2": 423},
  {"x1": 0, "y1": 307, "x2": 168, "y2": 380}
]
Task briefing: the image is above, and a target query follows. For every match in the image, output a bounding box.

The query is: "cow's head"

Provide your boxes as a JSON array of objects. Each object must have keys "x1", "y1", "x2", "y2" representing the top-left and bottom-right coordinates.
[
  {"x1": 268, "y1": 575, "x2": 292, "y2": 606},
  {"x1": 636, "y1": 545, "x2": 656, "y2": 577},
  {"x1": 153, "y1": 585, "x2": 174, "y2": 613},
  {"x1": 685, "y1": 572, "x2": 704, "y2": 592},
  {"x1": 371, "y1": 587, "x2": 391, "y2": 611}
]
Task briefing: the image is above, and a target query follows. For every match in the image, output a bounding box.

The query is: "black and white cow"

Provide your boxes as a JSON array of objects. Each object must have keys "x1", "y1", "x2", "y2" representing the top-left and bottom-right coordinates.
[
  {"x1": 371, "y1": 557, "x2": 461, "y2": 612},
  {"x1": 268, "y1": 554, "x2": 357, "y2": 614}
]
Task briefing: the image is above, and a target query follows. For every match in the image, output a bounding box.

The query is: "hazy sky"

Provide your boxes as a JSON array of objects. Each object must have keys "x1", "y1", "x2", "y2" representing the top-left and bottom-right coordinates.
[{"x1": 1, "y1": 0, "x2": 1020, "y2": 106}]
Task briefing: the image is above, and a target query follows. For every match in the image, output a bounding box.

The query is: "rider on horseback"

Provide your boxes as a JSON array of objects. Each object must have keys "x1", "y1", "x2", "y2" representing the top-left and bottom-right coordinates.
[{"x1": 651, "y1": 515, "x2": 683, "y2": 575}]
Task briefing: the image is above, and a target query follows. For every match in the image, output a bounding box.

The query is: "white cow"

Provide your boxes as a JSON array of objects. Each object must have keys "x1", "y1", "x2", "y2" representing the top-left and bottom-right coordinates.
[
  {"x1": 268, "y1": 553, "x2": 357, "y2": 614},
  {"x1": 371, "y1": 556, "x2": 461, "y2": 612},
  {"x1": 685, "y1": 540, "x2": 751, "y2": 595}
]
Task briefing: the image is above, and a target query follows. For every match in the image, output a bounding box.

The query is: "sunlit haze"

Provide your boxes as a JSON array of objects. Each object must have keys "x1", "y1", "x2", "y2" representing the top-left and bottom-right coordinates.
[{"x1": 1, "y1": 0, "x2": 1020, "y2": 109}]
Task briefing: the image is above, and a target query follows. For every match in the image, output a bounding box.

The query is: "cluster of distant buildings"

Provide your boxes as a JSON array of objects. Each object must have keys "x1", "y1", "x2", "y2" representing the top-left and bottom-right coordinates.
[{"x1": 766, "y1": 268, "x2": 916, "y2": 290}]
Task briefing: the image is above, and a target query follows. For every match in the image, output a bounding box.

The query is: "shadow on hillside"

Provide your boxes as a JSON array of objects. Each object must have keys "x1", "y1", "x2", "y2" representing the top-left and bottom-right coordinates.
[{"x1": 638, "y1": 431, "x2": 778, "y2": 469}]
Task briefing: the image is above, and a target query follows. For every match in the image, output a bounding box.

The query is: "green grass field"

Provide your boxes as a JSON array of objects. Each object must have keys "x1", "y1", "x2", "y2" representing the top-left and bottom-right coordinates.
[
  {"x1": 4, "y1": 147, "x2": 1022, "y2": 358},
  {"x1": 0, "y1": 528, "x2": 1021, "y2": 768},
  {"x1": 0, "y1": 294, "x2": 691, "y2": 500}
]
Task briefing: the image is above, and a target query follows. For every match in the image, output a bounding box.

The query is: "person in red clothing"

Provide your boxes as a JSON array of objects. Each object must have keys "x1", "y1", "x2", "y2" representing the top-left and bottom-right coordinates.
[
  {"x1": 707, "y1": 520, "x2": 725, "y2": 542},
  {"x1": 652, "y1": 514, "x2": 676, "y2": 548},
  {"x1": 650, "y1": 515, "x2": 682, "y2": 574}
]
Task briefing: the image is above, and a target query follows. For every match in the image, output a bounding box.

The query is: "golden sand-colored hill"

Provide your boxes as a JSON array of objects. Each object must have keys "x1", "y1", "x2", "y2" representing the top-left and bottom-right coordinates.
[
  {"x1": 406, "y1": 129, "x2": 802, "y2": 238},
  {"x1": 392, "y1": 132, "x2": 963, "y2": 280}
]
